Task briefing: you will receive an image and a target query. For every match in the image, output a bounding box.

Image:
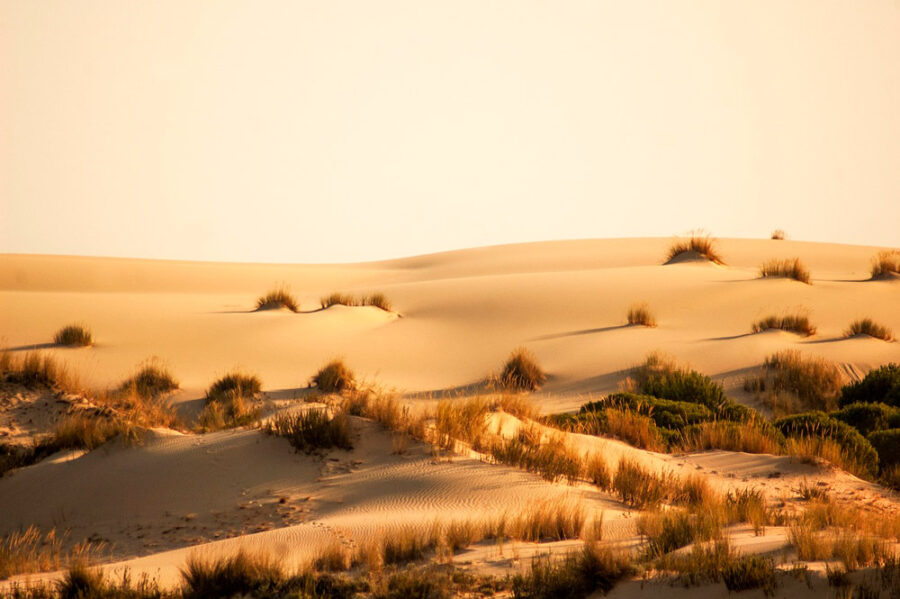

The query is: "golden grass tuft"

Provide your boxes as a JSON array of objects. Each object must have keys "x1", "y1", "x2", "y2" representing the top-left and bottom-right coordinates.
[
  {"x1": 434, "y1": 397, "x2": 490, "y2": 451},
  {"x1": 311, "y1": 359, "x2": 356, "y2": 393},
  {"x1": 254, "y1": 286, "x2": 299, "y2": 312},
  {"x1": 743, "y1": 350, "x2": 843, "y2": 414},
  {"x1": 498, "y1": 348, "x2": 547, "y2": 392},
  {"x1": 758, "y1": 257, "x2": 811, "y2": 284},
  {"x1": 679, "y1": 421, "x2": 782, "y2": 455},
  {"x1": 53, "y1": 324, "x2": 93, "y2": 347},
  {"x1": 626, "y1": 302, "x2": 657, "y2": 327},
  {"x1": 200, "y1": 371, "x2": 262, "y2": 430},
  {"x1": 319, "y1": 292, "x2": 392, "y2": 311},
  {"x1": 771, "y1": 229, "x2": 786, "y2": 240},
  {"x1": 870, "y1": 250, "x2": 900, "y2": 279},
  {"x1": 0, "y1": 351, "x2": 81, "y2": 394},
  {"x1": 181, "y1": 550, "x2": 284, "y2": 599},
  {"x1": 0, "y1": 527, "x2": 100, "y2": 579},
  {"x1": 845, "y1": 318, "x2": 894, "y2": 341},
  {"x1": 664, "y1": 231, "x2": 724, "y2": 265},
  {"x1": 751, "y1": 313, "x2": 816, "y2": 336},
  {"x1": 265, "y1": 409, "x2": 353, "y2": 453}
]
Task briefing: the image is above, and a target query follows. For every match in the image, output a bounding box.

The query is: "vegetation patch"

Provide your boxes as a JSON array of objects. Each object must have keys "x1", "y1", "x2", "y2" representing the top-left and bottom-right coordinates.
[
  {"x1": 758, "y1": 257, "x2": 811, "y2": 284},
  {"x1": 311, "y1": 359, "x2": 356, "y2": 393},
  {"x1": 744, "y1": 350, "x2": 844, "y2": 415},
  {"x1": 845, "y1": 318, "x2": 894, "y2": 341},
  {"x1": 498, "y1": 348, "x2": 546, "y2": 392},
  {"x1": 200, "y1": 371, "x2": 262, "y2": 430},
  {"x1": 53, "y1": 324, "x2": 93, "y2": 347},
  {"x1": 626, "y1": 303, "x2": 656, "y2": 327},
  {"x1": 265, "y1": 409, "x2": 353, "y2": 453},
  {"x1": 664, "y1": 232, "x2": 724, "y2": 265},
  {"x1": 255, "y1": 287, "x2": 299, "y2": 312},
  {"x1": 775, "y1": 411, "x2": 878, "y2": 476},
  {"x1": 319, "y1": 292, "x2": 392, "y2": 312},
  {"x1": 870, "y1": 250, "x2": 900, "y2": 279},
  {"x1": 840, "y1": 363, "x2": 900, "y2": 408},
  {"x1": 511, "y1": 541, "x2": 634, "y2": 599},
  {"x1": 751, "y1": 313, "x2": 816, "y2": 336}
]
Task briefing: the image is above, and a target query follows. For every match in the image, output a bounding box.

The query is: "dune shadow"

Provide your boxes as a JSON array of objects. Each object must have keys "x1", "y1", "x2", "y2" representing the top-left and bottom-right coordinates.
[
  {"x1": 404, "y1": 380, "x2": 495, "y2": 400},
  {"x1": 2, "y1": 342, "x2": 61, "y2": 352},
  {"x1": 703, "y1": 332, "x2": 755, "y2": 341},
  {"x1": 801, "y1": 336, "x2": 849, "y2": 345},
  {"x1": 265, "y1": 386, "x2": 318, "y2": 401},
  {"x1": 546, "y1": 370, "x2": 628, "y2": 397},
  {"x1": 531, "y1": 324, "x2": 630, "y2": 342}
]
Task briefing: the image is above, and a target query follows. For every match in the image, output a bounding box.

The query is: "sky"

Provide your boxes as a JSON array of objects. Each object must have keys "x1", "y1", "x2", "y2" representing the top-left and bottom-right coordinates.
[{"x1": 2, "y1": 1, "x2": 899, "y2": 263}]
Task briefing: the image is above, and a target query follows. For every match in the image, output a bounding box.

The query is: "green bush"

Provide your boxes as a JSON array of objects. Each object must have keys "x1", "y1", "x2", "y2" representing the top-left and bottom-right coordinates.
[
  {"x1": 832, "y1": 402, "x2": 899, "y2": 436},
  {"x1": 634, "y1": 364, "x2": 727, "y2": 410},
  {"x1": 775, "y1": 411, "x2": 878, "y2": 475},
  {"x1": 582, "y1": 393, "x2": 714, "y2": 428},
  {"x1": 840, "y1": 364, "x2": 900, "y2": 408},
  {"x1": 868, "y1": 429, "x2": 900, "y2": 470}
]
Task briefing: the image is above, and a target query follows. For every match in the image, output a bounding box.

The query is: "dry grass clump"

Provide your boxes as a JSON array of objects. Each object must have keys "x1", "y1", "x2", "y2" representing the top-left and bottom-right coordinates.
[
  {"x1": 433, "y1": 397, "x2": 490, "y2": 451},
  {"x1": 181, "y1": 550, "x2": 284, "y2": 599},
  {"x1": 0, "y1": 351, "x2": 80, "y2": 394},
  {"x1": 638, "y1": 508, "x2": 721, "y2": 558},
  {"x1": 790, "y1": 523, "x2": 891, "y2": 571},
  {"x1": 771, "y1": 229, "x2": 786, "y2": 240},
  {"x1": 751, "y1": 313, "x2": 816, "y2": 336},
  {"x1": 611, "y1": 458, "x2": 678, "y2": 509},
  {"x1": 311, "y1": 359, "x2": 356, "y2": 393},
  {"x1": 664, "y1": 232, "x2": 724, "y2": 265},
  {"x1": 265, "y1": 409, "x2": 353, "y2": 454},
  {"x1": 743, "y1": 350, "x2": 844, "y2": 414},
  {"x1": 511, "y1": 540, "x2": 634, "y2": 598},
  {"x1": 679, "y1": 421, "x2": 782, "y2": 455},
  {"x1": 200, "y1": 371, "x2": 262, "y2": 430},
  {"x1": 596, "y1": 409, "x2": 667, "y2": 452},
  {"x1": 870, "y1": 250, "x2": 900, "y2": 279},
  {"x1": 319, "y1": 292, "x2": 392, "y2": 311},
  {"x1": 758, "y1": 257, "x2": 811, "y2": 284},
  {"x1": 657, "y1": 540, "x2": 778, "y2": 594},
  {"x1": 627, "y1": 303, "x2": 657, "y2": 327},
  {"x1": 498, "y1": 348, "x2": 546, "y2": 392},
  {"x1": 53, "y1": 324, "x2": 93, "y2": 347},
  {"x1": 487, "y1": 428, "x2": 581, "y2": 484},
  {"x1": 255, "y1": 287, "x2": 299, "y2": 312},
  {"x1": 118, "y1": 363, "x2": 179, "y2": 399},
  {"x1": 0, "y1": 527, "x2": 99, "y2": 580},
  {"x1": 845, "y1": 318, "x2": 894, "y2": 341}
]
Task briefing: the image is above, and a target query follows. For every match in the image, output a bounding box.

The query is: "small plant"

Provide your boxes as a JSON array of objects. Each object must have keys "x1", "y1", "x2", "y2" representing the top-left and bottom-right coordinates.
[
  {"x1": 744, "y1": 350, "x2": 843, "y2": 413},
  {"x1": 319, "y1": 292, "x2": 392, "y2": 312},
  {"x1": 201, "y1": 371, "x2": 262, "y2": 429},
  {"x1": 118, "y1": 362, "x2": 179, "y2": 399},
  {"x1": 628, "y1": 353, "x2": 728, "y2": 410},
  {"x1": 265, "y1": 409, "x2": 353, "y2": 453},
  {"x1": 751, "y1": 313, "x2": 816, "y2": 336},
  {"x1": 53, "y1": 324, "x2": 92, "y2": 347},
  {"x1": 845, "y1": 318, "x2": 894, "y2": 341},
  {"x1": 758, "y1": 257, "x2": 811, "y2": 284},
  {"x1": 255, "y1": 287, "x2": 299, "y2": 312},
  {"x1": 311, "y1": 359, "x2": 356, "y2": 393},
  {"x1": 511, "y1": 541, "x2": 633, "y2": 598},
  {"x1": 498, "y1": 348, "x2": 546, "y2": 392},
  {"x1": 0, "y1": 527, "x2": 99, "y2": 580},
  {"x1": 771, "y1": 229, "x2": 786, "y2": 240},
  {"x1": 627, "y1": 302, "x2": 657, "y2": 327},
  {"x1": 363, "y1": 293, "x2": 392, "y2": 311},
  {"x1": 433, "y1": 398, "x2": 490, "y2": 451},
  {"x1": 870, "y1": 250, "x2": 900, "y2": 279},
  {"x1": 721, "y1": 554, "x2": 778, "y2": 594},
  {"x1": 664, "y1": 231, "x2": 724, "y2": 264},
  {"x1": 612, "y1": 458, "x2": 675, "y2": 509}
]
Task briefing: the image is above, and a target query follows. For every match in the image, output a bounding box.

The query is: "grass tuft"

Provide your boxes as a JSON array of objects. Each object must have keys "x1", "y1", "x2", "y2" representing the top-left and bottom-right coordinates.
[
  {"x1": 53, "y1": 325, "x2": 92, "y2": 347},
  {"x1": 265, "y1": 409, "x2": 353, "y2": 453},
  {"x1": 870, "y1": 250, "x2": 900, "y2": 279},
  {"x1": 200, "y1": 371, "x2": 262, "y2": 430},
  {"x1": 311, "y1": 359, "x2": 356, "y2": 393},
  {"x1": 664, "y1": 231, "x2": 724, "y2": 265},
  {"x1": 758, "y1": 257, "x2": 811, "y2": 284},
  {"x1": 744, "y1": 350, "x2": 843, "y2": 414},
  {"x1": 771, "y1": 229, "x2": 786, "y2": 240},
  {"x1": 319, "y1": 292, "x2": 393, "y2": 312},
  {"x1": 511, "y1": 541, "x2": 634, "y2": 598},
  {"x1": 255, "y1": 287, "x2": 299, "y2": 312},
  {"x1": 498, "y1": 348, "x2": 546, "y2": 392},
  {"x1": 845, "y1": 318, "x2": 894, "y2": 341},
  {"x1": 627, "y1": 303, "x2": 657, "y2": 327},
  {"x1": 181, "y1": 550, "x2": 284, "y2": 599},
  {"x1": 751, "y1": 312, "x2": 816, "y2": 336},
  {"x1": 118, "y1": 362, "x2": 179, "y2": 399}
]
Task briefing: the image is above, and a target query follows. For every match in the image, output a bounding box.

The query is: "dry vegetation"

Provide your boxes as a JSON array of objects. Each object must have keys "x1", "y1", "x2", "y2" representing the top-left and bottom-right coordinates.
[
  {"x1": 771, "y1": 229, "x2": 786, "y2": 240},
  {"x1": 52, "y1": 324, "x2": 93, "y2": 347},
  {"x1": 626, "y1": 303, "x2": 656, "y2": 327},
  {"x1": 0, "y1": 527, "x2": 100, "y2": 580},
  {"x1": 264, "y1": 409, "x2": 353, "y2": 453},
  {"x1": 845, "y1": 318, "x2": 894, "y2": 341},
  {"x1": 744, "y1": 350, "x2": 844, "y2": 415},
  {"x1": 199, "y1": 371, "x2": 262, "y2": 430},
  {"x1": 311, "y1": 359, "x2": 356, "y2": 393},
  {"x1": 664, "y1": 232, "x2": 724, "y2": 265},
  {"x1": 758, "y1": 257, "x2": 811, "y2": 284},
  {"x1": 497, "y1": 347, "x2": 546, "y2": 392},
  {"x1": 870, "y1": 250, "x2": 900, "y2": 279},
  {"x1": 319, "y1": 292, "x2": 392, "y2": 312},
  {"x1": 254, "y1": 287, "x2": 299, "y2": 312},
  {"x1": 0, "y1": 351, "x2": 81, "y2": 395},
  {"x1": 751, "y1": 312, "x2": 816, "y2": 336}
]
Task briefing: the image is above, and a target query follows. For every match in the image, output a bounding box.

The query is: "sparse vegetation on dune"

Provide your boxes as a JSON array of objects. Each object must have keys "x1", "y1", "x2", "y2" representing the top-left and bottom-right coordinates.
[
  {"x1": 771, "y1": 229, "x2": 786, "y2": 240},
  {"x1": 845, "y1": 318, "x2": 894, "y2": 341},
  {"x1": 498, "y1": 348, "x2": 546, "y2": 392},
  {"x1": 744, "y1": 350, "x2": 844, "y2": 414},
  {"x1": 840, "y1": 363, "x2": 900, "y2": 408},
  {"x1": 311, "y1": 359, "x2": 356, "y2": 393},
  {"x1": 200, "y1": 371, "x2": 262, "y2": 430},
  {"x1": 751, "y1": 313, "x2": 816, "y2": 336},
  {"x1": 0, "y1": 351, "x2": 80, "y2": 394},
  {"x1": 486, "y1": 426, "x2": 581, "y2": 484},
  {"x1": 53, "y1": 324, "x2": 93, "y2": 347},
  {"x1": 264, "y1": 409, "x2": 353, "y2": 453},
  {"x1": 255, "y1": 287, "x2": 299, "y2": 312},
  {"x1": 511, "y1": 541, "x2": 634, "y2": 599},
  {"x1": 870, "y1": 250, "x2": 900, "y2": 279},
  {"x1": 664, "y1": 231, "x2": 724, "y2": 265},
  {"x1": 319, "y1": 292, "x2": 393, "y2": 312},
  {"x1": 181, "y1": 550, "x2": 285, "y2": 599},
  {"x1": 758, "y1": 257, "x2": 811, "y2": 284},
  {"x1": 626, "y1": 302, "x2": 656, "y2": 327},
  {"x1": 118, "y1": 363, "x2": 179, "y2": 399},
  {"x1": 0, "y1": 527, "x2": 99, "y2": 580}
]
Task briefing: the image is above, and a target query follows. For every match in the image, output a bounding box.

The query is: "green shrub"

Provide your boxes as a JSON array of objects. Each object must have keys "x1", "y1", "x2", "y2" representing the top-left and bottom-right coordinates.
[
  {"x1": 53, "y1": 325, "x2": 92, "y2": 347},
  {"x1": 868, "y1": 429, "x2": 900, "y2": 470},
  {"x1": 265, "y1": 410, "x2": 353, "y2": 453},
  {"x1": 582, "y1": 393, "x2": 714, "y2": 428},
  {"x1": 840, "y1": 364, "x2": 900, "y2": 408},
  {"x1": 629, "y1": 354, "x2": 727, "y2": 410},
  {"x1": 311, "y1": 360, "x2": 356, "y2": 393},
  {"x1": 775, "y1": 411, "x2": 878, "y2": 475},
  {"x1": 499, "y1": 348, "x2": 546, "y2": 392},
  {"x1": 832, "y1": 402, "x2": 899, "y2": 436}
]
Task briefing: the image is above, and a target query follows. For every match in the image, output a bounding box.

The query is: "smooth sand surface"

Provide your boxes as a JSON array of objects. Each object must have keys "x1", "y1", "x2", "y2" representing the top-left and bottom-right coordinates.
[{"x1": 1, "y1": 238, "x2": 898, "y2": 590}]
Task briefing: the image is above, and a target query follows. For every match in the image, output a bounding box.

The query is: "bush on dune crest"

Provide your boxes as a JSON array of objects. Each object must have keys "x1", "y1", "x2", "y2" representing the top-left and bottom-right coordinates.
[
  {"x1": 200, "y1": 371, "x2": 262, "y2": 430},
  {"x1": 840, "y1": 364, "x2": 900, "y2": 408},
  {"x1": 311, "y1": 359, "x2": 356, "y2": 393},
  {"x1": 870, "y1": 250, "x2": 900, "y2": 279},
  {"x1": 743, "y1": 350, "x2": 843, "y2": 414},
  {"x1": 758, "y1": 257, "x2": 811, "y2": 284},
  {"x1": 664, "y1": 231, "x2": 724, "y2": 265},
  {"x1": 319, "y1": 292, "x2": 392, "y2": 312},
  {"x1": 265, "y1": 409, "x2": 353, "y2": 453},
  {"x1": 845, "y1": 318, "x2": 894, "y2": 341},
  {"x1": 751, "y1": 313, "x2": 816, "y2": 336},
  {"x1": 255, "y1": 287, "x2": 299, "y2": 312},
  {"x1": 53, "y1": 324, "x2": 93, "y2": 347},
  {"x1": 498, "y1": 348, "x2": 546, "y2": 392}
]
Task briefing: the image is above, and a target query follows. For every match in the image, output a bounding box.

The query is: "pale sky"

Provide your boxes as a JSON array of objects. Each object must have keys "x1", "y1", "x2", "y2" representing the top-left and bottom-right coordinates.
[{"x1": 2, "y1": 1, "x2": 899, "y2": 263}]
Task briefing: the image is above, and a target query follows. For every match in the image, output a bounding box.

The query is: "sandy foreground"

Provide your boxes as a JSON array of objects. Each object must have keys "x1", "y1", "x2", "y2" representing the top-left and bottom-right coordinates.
[{"x1": 0, "y1": 237, "x2": 898, "y2": 594}]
